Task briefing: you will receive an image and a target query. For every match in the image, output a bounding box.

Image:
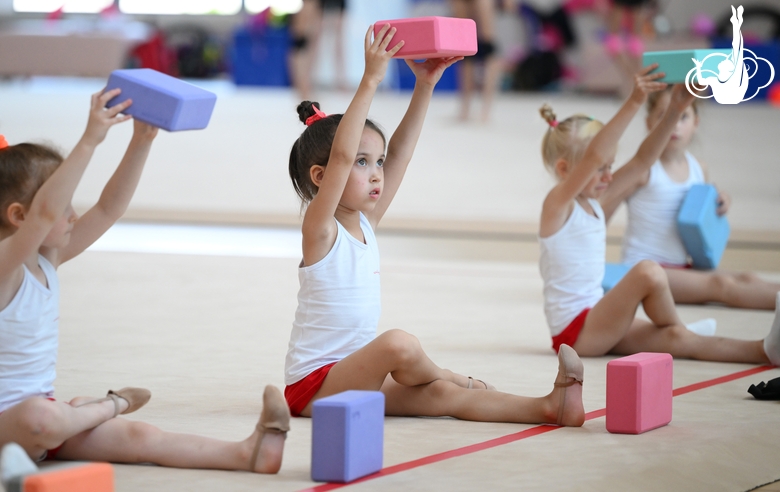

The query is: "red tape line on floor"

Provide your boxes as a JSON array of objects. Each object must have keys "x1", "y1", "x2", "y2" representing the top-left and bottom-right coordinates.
[{"x1": 298, "y1": 364, "x2": 775, "y2": 492}]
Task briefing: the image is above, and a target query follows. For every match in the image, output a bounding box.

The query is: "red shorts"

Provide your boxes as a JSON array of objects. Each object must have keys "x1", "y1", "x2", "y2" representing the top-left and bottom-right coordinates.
[
  {"x1": 284, "y1": 362, "x2": 337, "y2": 417},
  {"x1": 660, "y1": 262, "x2": 693, "y2": 270},
  {"x1": 551, "y1": 308, "x2": 591, "y2": 353}
]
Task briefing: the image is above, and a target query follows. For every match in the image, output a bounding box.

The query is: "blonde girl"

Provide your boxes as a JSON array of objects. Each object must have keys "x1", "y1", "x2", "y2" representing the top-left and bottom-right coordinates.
[
  {"x1": 538, "y1": 65, "x2": 780, "y2": 365},
  {"x1": 0, "y1": 91, "x2": 289, "y2": 472},
  {"x1": 283, "y1": 25, "x2": 586, "y2": 427}
]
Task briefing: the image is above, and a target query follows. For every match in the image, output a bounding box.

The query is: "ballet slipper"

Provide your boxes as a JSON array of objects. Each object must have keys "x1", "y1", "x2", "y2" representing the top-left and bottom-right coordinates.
[
  {"x1": 249, "y1": 385, "x2": 291, "y2": 472},
  {"x1": 75, "y1": 387, "x2": 151, "y2": 418},
  {"x1": 467, "y1": 377, "x2": 496, "y2": 391},
  {"x1": 554, "y1": 344, "x2": 584, "y2": 426}
]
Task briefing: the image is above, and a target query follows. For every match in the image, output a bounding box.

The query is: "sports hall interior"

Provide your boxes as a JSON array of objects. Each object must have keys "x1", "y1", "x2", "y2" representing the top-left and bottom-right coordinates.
[{"x1": 1, "y1": 0, "x2": 779, "y2": 490}]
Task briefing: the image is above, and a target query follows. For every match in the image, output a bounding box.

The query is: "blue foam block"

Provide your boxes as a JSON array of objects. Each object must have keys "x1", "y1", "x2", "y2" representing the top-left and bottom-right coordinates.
[
  {"x1": 603, "y1": 263, "x2": 631, "y2": 293},
  {"x1": 311, "y1": 390, "x2": 384, "y2": 483},
  {"x1": 677, "y1": 184, "x2": 730, "y2": 269},
  {"x1": 643, "y1": 49, "x2": 731, "y2": 83},
  {"x1": 105, "y1": 69, "x2": 217, "y2": 131}
]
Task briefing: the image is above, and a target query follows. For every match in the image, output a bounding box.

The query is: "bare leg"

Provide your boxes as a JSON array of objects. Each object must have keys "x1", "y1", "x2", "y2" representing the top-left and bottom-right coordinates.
[
  {"x1": 289, "y1": 0, "x2": 322, "y2": 100},
  {"x1": 665, "y1": 268, "x2": 780, "y2": 310},
  {"x1": 575, "y1": 261, "x2": 769, "y2": 363},
  {"x1": 300, "y1": 329, "x2": 483, "y2": 416},
  {"x1": 381, "y1": 345, "x2": 583, "y2": 426},
  {"x1": 450, "y1": 0, "x2": 474, "y2": 120},
  {"x1": 55, "y1": 386, "x2": 289, "y2": 474},
  {"x1": 480, "y1": 56, "x2": 502, "y2": 122},
  {"x1": 301, "y1": 330, "x2": 584, "y2": 426},
  {"x1": 575, "y1": 260, "x2": 682, "y2": 356},
  {"x1": 0, "y1": 396, "x2": 127, "y2": 460}
]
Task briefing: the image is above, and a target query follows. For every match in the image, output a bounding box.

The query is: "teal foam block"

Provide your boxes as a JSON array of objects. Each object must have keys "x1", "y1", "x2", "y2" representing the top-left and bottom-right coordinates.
[
  {"x1": 643, "y1": 49, "x2": 731, "y2": 83},
  {"x1": 677, "y1": 184, "x2": 730, "y2": 270},
  {"x1": 602, "y1": 263, "x2": 631, "y2": 293}
]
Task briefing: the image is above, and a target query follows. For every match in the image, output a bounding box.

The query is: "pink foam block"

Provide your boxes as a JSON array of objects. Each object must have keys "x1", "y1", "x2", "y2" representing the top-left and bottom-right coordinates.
[
  {"x1": 373, "y1": 16, "x2": 477, "y2": 59},
  {"x1": 606, "y1": 352, "x2": 673, "y2": 434}
]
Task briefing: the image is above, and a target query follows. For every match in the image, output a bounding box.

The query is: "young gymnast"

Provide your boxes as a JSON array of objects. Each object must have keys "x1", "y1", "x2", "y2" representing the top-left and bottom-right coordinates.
[
  {"x1": 538, "y1": 64, "x2": 780, "y2": 365},
  {"x1": 0, "y1": 90, "x2": 289, "y2": 472},
  {"x1": 283, "y1": 24, "x2": 585, "y2": 427},
  {"x1": 615, "y1": 86, "x2": 780, "y2": 310}
]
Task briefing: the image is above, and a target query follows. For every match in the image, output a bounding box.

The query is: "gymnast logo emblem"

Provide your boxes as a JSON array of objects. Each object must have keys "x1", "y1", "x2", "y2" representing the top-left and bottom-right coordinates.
[{"x1": 685, "y1": 5, "x2": 775, "y2": 104}]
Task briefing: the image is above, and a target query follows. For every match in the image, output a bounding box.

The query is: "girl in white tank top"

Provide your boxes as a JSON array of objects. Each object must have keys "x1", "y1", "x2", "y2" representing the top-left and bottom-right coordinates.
[
  {"x1": 282, "y1": 26, "x2": 586, "y2": 427},
  {"x1": 537, "y1": 75, "x2": 780, "y2": 366},
  {"x1": 0, "y1": 93, "x2": 291, "y2": 473},
  {"x1": 617, "y1": 88, "x2": 780, "y2": 310}
]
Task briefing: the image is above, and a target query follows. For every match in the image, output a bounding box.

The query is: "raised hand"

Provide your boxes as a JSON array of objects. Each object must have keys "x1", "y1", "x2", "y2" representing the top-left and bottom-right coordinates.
[
  {"x1": 630, "y1": 63, "x2": 668, "y2": 104},
  {"x1": 405, "y1": 56, "x2": 463, "y2": 89},
  {"x1": 363, "y1": 24, "x2": 404, "y2": 86},
  {"x1": 131, "y1": 119, "x2": 159, "y2": 142},
  {"x1": 83, "y1": 88, "x2": 132, "y2": 146}
]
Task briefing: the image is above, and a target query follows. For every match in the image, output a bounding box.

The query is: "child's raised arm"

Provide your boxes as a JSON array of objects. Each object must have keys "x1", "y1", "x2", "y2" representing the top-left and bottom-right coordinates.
[
  {"x1": 367, "y1": 56, "x2": 462, "y2": 228},
  {"x1": 600, "y1": 84, "x2": 695, "y2": 221},
  {"x1": 301, "y1": 25, "x2": 402, "y2": 264},
  {"x1": 0, "y1": 89, "x2": 130, "y2": 280},
  {"x1": 55, "y1": 120, "x2": 158, "y2": 265},
  {"x1": 541, "y1": 65, "x2": 666, "y2": 233}
]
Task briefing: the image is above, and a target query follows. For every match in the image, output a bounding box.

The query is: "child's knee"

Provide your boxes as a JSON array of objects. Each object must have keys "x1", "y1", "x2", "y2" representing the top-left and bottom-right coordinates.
[
  {"x1": 708, "y1": 272, "x2": 736, "y2": 298},
  {"x1": 378, "y1": 329, "x2": 423, "y2": 364},
  {"x1": 631, "y1": 260, "x2": 667, "y2": 291},
  {"x1": 15, "y1": 397, "x2": 60, "y2": 437}
]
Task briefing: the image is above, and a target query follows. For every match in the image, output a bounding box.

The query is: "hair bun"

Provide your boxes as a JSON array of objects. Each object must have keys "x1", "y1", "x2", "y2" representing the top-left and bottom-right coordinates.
[
  {"x1": 296, "y1": 101, "x2": 322, "y2": 125},
  {"x1": 539, "y1": 103, "x2": 557, "y2": 126}
]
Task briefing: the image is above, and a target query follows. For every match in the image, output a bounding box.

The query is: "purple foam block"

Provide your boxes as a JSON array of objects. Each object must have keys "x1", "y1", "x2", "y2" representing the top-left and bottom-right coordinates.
[
  {"x1": 311, "y1": 390, "x2": 384, "y2": 483},
  {"x1": 606, "y1": 352, "x2": 673, "y2": 434},
  {"x1": 105, "y1": 69, "x2": 216, "y2": 131}
]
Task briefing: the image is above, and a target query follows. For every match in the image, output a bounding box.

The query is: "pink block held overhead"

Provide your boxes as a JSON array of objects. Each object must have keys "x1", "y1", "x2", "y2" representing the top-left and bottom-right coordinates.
[
  {"x1": 606, "y1": 352, "x2": 673, "y2": 435},
  {"x1": 373, "y1": 16, "x2": 477, "y2": 59}
]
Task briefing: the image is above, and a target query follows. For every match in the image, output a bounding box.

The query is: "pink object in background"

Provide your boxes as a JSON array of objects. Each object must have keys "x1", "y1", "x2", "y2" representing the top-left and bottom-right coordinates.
[
  {"x1": 373, "y1": 16, "x2": 477, "y2": 59},
  {"x1": 606, "y1": 352, "x2": 673, "y2": 435}
]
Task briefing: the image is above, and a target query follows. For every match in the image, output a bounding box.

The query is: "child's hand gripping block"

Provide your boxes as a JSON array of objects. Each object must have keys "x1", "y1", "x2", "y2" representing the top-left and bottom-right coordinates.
[
  {"x1": 311, "y1": 390, "x2": 384, "y2": 483},
  {"x1": 4, "y1": 462, "x2": 113, "y2": 492},
  {"x1": 677, "y1": 184, "x2": 730, "y2": 270},
  {"x1": 606, "y1": 353, "x2": 673, "y2": 435},
  {"x1": 642, "y1": 49, "x2": 731, "y2": 83},
  {"x1": 105, "y1": 69, "x2": 217, "y2": 131},
  {"x1": 602, "y1": 263, "x2": 631, "y2": 293},
  {"x1": 373, "y1": 16, "x2": 477, "y2": 59}
]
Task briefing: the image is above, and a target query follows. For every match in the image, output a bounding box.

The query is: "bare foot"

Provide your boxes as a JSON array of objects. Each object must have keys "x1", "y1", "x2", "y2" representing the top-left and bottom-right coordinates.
[
  {"x1": 548, "y1": 344, "x2": 585, "y2": 427},
  {"x1": 247, "y1": 385, "x2": 290, "y2": 474}
]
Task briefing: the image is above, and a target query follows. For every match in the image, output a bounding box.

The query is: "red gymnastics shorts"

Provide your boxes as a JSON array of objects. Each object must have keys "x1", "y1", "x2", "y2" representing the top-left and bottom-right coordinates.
[
  {"x1": 284, "y1": 362, "x2": 337, "y2": 417},
  {"x1": 551, "y1": 308, "x2": 591, "y2": 353}
]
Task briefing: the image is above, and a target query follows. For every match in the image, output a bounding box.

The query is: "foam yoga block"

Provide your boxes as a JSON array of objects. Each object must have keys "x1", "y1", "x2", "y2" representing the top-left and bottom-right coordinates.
[
  {"x1": 4, "y1": 463, "x2": 114, "y2": 492},
  {"x1": 311, "y1": 391, "x2": 385, "y2": 483},
  {"x1": 677, "y1": 184, "x2": 730, "y2": 269},
  {"x1": 606, "y1": 353, "x2": 673, "y2": 435},
  {"x1": 105, "y1": 69, "x2": 217, "y2": 131},
  {"x1": 602, "y1": 263, "x2": 631, "y2": 293},
  {"x1": 374, "y1": 16, "x2": 477, "y2": 59},
  {"x1": 643, "y1": 49, "x2": 731, "y2": 83}
]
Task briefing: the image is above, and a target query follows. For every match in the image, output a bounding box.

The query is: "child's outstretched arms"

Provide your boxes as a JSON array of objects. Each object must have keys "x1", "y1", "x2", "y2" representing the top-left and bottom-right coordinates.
[
  {"x1": 301, "y1": 24, "x2": 402, "y2": 265},
  {"x1": 0, "y1": 89, "x2": 131, "y2": 279},
  {"x1": 55, "y1": 120, "x2": 158, "y2": 265},
  {"x1": 541, "y1": 64, "x2": 666, "y2": 233},
  {"x1": 601, "y1": 83, "x2": 695, "y2": 221},
  {"x1": 367, "y1": 56, "x2": 462, "y2": 227}
]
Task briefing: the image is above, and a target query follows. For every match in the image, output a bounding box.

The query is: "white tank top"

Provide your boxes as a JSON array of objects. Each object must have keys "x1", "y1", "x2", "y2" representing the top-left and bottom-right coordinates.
[
  {"x1": 622, "y1": 152, "x2": 705, "y2": 267},
  {"x1": 285, "y1": 213, "x2": 381, "y2": 385},
  {"x1": 539, "y1": 199, "x2": 605, "y2": 336},
  {"x1": 0, "y1": 255, "x2": 59, "y2": 412}
]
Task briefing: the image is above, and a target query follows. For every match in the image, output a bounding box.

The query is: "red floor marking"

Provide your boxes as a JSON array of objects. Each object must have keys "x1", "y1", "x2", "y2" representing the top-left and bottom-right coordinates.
[{"x1": 298, "y1": 365, "x2": 776, "y2": 492}]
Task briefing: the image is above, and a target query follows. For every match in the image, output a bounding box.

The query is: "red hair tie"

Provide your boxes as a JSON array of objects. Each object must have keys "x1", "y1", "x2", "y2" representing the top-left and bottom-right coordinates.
[
  {"x1": 549, "y1": 120, "x2": 559, "y2": 128},
  {"x1": 305, "y1": 106, "x2": 328, "y2": 126},
  {"x1": 0, "y1": 135, "x2": 8, "y2": 149}
]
